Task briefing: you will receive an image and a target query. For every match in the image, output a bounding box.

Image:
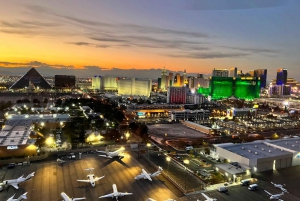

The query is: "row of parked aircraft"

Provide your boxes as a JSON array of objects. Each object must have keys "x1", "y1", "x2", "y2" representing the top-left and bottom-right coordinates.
[
  {"x1": 0, "y1": 172, "x2": 35, "y2": 201},
  {"x1": 264, "y1": 182, "x2": 288, "y2": 200}
]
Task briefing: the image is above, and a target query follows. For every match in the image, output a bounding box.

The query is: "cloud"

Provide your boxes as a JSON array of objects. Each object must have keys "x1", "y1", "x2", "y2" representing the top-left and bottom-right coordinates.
[
  {"x1": 166, "y1": 52, "x2": 250, "y2": 59},
  {"x1": 221, "y1": 46, "x2": 281, "y2": 54},
  {"x1": 67, "y1": 42, "x2": 109, "y2": 48}
]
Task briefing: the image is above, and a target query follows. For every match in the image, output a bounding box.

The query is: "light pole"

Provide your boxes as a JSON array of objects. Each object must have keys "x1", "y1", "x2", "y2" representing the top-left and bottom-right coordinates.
[
  {"x1": 183, "y1": 159, "x2": 189, "y2": 192},
  {"x1": 166, "y1": 156, "x2": 171, "y2": 175},
  {"x1": 146, "y1": 143, "x2": 151, "y2": 159}
]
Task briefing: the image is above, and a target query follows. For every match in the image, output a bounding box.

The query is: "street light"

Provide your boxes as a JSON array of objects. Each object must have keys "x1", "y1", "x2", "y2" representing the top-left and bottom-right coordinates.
[
  {"x1": 46, "y1": 137, "x2": 54, "y2": 147},
  {"x1": 146, "y1": 143, "x2": 151, "y2": 159},
  {"x1": 183, "y1": 159, "x2": 189, "y2": 192},
  {"x1": 166, "y1": 156, "x2": 171, "y2": 175}
]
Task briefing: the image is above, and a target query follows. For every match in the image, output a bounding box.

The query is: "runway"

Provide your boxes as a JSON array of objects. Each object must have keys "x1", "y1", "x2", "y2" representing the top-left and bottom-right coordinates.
[{"x1": 0, "y1": 152, "x2": 178, "y2": 201}]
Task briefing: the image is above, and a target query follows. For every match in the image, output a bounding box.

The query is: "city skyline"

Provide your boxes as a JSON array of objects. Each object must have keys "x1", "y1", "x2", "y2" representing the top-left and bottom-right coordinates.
[{"x1": 1, "y1": 1, "x2": 300, "y2": 80}]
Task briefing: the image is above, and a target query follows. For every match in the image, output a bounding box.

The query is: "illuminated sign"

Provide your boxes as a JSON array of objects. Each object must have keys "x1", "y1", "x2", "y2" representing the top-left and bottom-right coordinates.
[
  {"x1": 137, "y1": 112, "x2": 146, "y2": 116},
  {"x1": 7, "y1": 146, "x2": 18, "y2": 150}
]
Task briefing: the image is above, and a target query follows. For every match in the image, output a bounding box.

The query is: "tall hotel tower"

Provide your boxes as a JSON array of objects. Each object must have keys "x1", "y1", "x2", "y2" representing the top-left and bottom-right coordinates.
[{"x1": 161, "y1": 67, "x2": 167, "y2": 91}]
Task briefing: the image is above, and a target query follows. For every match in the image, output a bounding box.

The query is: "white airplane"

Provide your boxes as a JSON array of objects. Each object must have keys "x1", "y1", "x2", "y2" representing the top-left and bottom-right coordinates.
[
  {"x1": 201, "y1": 193, "x2": 217, "y2": 201},
  {"x1": 99, "y1": 184, "x2": 132, "y2": 200},
  {"x1": 7, "y1": 192, "x2": 28, "y2": 201},
  {"x1": 264, "y1": 190, "x2": 284, "y2": 200},
  {"x1": 61, "y1": 192, "x2": 86, "y2": 201},
  {"x1": 146, "y1": 199, "x2": 176, "y2": 201},
  {"x1": 134, "y1": 166, "x2": 163, "y2": 181},
  {"x1": 271, "y1": 182, "x2": 288, "y2": 193},
  {"x1": 77, "y1": 168, "x2": 105, "y2": 187},
  {"x1": 57, "y1": 158, "x2": 66, "y2": 164},
  {"x1": 96, "y1": 147, "x2": 125, "y2": 158},
  {"x1": 0, "y1": 172, "x2": 35, "y2": 190}
]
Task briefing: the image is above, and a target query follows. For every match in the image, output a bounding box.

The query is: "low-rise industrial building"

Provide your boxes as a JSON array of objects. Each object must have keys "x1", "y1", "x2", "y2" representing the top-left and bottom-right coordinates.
[
  {"x1": 215, "y1": 138, "x2": 300, "y2": 172},
  {"x1": 168, "y1": 109, "x2": 210, "y2": 121}
]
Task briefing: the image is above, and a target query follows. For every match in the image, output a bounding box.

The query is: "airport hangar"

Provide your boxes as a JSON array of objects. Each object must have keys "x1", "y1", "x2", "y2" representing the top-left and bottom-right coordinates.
[{"x1": 214, "y1": 138, "x2": 300, "y2": 174}]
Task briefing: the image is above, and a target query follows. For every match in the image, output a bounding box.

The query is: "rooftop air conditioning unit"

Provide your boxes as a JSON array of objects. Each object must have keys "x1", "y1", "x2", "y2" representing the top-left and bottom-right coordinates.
[
  {"x1": 248, "y1": 150, "x2": 251, "y2": 153},
  {"x1": 286, "y1": 142, "x2": 288, "y2": 145},
  {"x1": 242, "y1": 147, "x2": 245, "y2": 150},
  {"x1": 255, "y1": 145, "x2": 257, "y2": 148},
  {"x1": 255, "y1": 152, "x2": 258, "y2": 155},
  {"x1": 261, "y1": 148, "x2": 264, "y2": 151},
  {"x1": 269, "y1": 150, "x2": 271, "y2": 153}
]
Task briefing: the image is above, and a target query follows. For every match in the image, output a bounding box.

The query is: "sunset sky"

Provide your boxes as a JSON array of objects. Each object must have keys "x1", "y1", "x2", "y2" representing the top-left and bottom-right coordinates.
[{"x1": 1, "y1": 0, "x2": 300, "y2": 80}]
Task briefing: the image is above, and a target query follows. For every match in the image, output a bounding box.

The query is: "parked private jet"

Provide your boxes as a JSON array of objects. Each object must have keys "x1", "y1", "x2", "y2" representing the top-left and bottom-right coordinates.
[
  {"x1": 271, "y1": 182, "x2": 288, "y2": 193},
  {"x1": 201, "y1": 193, "x2": 217, "y2": 201},
  {"x1": 264, "y1": 190, "x2": 284, "y2": 200},
  {"x1": 96, "y1": 147, "x2": 125, "y2": 159},
  {"x1": 57, "y1": 158, "x2": 66, "y2": 165},
  {"x1": 7, "y1": 192, "x2": 27, "y2": 201},
  {"x1": 61, "y1": 192, "x2": 86, "y2": 201},
  {"x1": 134, "y1": 166, "x2": 163, "y2": 181},
  {"x1": 99, "y1": 184, "x2": 132, "y2": 200},
  {"x1": 0, "y1": 172, "x2": 35, "y2": 190},
  {"x1": 77, "y1": 168, "x2": 105, "y2": 187}
]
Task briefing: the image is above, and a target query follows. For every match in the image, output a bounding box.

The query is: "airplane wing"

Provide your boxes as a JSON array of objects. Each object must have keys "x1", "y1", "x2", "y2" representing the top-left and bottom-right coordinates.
[
  {"x1": 119, "y1": 192, "x2": 133, "y2": 196},
  {"x1": 142, "y1": 169, "x2": 152, "y2": 181},
  {"x1": 94, "y1": 175, "x2": 105, "y2": 182},
  {"x1": 10, "y1": 183, "x2": 19, "y2": 189},
  {"x1": 201, "y1": 193, "x2": 211, "y2": 200},
  {"x1": 96, "y1": 149, "x2": 106, "y2": 153},
  {"x1": 99, "y1": 193, "x2": 114, "y2": 199},
  {"x1": 6, "y1": 193, "x2": 16, "y2": 201},
  {"x1": 264, "y1": 190, "x2": 272, "y2": 196},
  {"x1": 77, "y1": 179, "x2": 91, "y2": 183},
  {"x1": 98, "y1": 154, "x2": 112, "y2": 158},
  {"x1": 73, "y1": 198, "x2": 86, "y2": 201}
]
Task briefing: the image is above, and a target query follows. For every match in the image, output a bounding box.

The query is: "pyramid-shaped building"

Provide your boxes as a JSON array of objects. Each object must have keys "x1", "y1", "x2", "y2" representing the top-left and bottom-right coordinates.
[{"x1": 10, "y1": 68, "x2": 52, "y2": 89}]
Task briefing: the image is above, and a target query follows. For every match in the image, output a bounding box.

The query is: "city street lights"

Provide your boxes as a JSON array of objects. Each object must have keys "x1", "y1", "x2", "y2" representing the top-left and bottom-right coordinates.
[
  {"x1": 146, "y1": 143, "x2": 151, "y2": 159},
  {"x1": 166, "y1": 156, "x2": 171, "y2": 175},
  {"x1": 183, "y1": 159, "x2": 189, "y2": 192}
]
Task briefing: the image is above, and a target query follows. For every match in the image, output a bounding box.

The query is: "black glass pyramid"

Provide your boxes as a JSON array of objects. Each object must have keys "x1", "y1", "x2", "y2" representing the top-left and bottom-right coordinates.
[{"x1": 10, "y1": 68, "x2": 52, "y2": 89}]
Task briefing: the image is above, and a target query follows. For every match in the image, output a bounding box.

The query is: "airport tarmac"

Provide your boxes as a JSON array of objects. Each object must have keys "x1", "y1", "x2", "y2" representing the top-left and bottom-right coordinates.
[{"x1": 0, "y1": 153, "x2": 179, "y2": 201}]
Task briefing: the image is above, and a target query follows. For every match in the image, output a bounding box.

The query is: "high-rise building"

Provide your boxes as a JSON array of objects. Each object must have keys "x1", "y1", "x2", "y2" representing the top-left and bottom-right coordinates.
[
  {"x1": 269, "y1": 84, "x2": 291, "y2": 96},
  {"x1": 174, "y1": 73, "x2": 181, "y2": 86},
  {"x1": 198, "y1": 77, "x2": 260, "y2": 100},
  {"x1": 117, "y1": 78, "x2": 152, "y2": 97},
  {"x1": 161, "y1": 67, "x2": 167, "y2": 90},
  {"x1": 276, "y1": 68, "x2": 287, "y2": 85},
  {"x1": 253, "y1": 69, "x2": 267, "y2": 88},
  {"x1": 183, "y1": 69, "x2": 188, "y2": 86},
  {"x1": 167, "y1": 86, "x2": 188, "y2": 104},
  {"x1": 229, "y1": 67, "x2": 237, "y2": 77},
  {"x1": 212, "y1": 68, "x2": 229, "y2": 77},
  {"x1": 55, "y1": 75, "x2": 76, "y2": 88},
  {"x1": 168, "y1": 72, "x2": 173, "y2": 87},
  {"x1": 92, "y1": 76, "x2": 117, "y2": 91}
]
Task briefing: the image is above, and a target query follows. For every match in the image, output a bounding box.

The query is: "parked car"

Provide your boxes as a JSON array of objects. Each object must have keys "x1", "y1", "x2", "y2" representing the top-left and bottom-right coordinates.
[{"x1": 7, "y1": 163, "x2": 16, "y2": 169}]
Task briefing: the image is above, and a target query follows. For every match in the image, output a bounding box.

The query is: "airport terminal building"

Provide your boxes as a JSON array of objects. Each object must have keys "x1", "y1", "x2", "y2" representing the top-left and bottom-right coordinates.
[{"x1": 215, "y1": 138, "x2": 300, "y2": 173}]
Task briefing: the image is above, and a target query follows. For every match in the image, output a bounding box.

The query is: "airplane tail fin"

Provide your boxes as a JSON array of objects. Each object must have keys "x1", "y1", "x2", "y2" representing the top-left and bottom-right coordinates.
[
  {"x1": 18, "y1": 175, "x2": 24, "y2": 180},
  {"x1": 20, "y1": 192, "x2": 28, "y2": 200},
  {"x1": 25, "y1": 172, "x2": 35, "y2": 180}
]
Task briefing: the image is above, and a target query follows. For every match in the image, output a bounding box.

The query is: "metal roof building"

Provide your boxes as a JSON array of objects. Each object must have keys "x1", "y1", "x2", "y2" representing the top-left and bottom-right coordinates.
[{"x1": 215, "y1": 138, "x2": 300, "y2": 172}]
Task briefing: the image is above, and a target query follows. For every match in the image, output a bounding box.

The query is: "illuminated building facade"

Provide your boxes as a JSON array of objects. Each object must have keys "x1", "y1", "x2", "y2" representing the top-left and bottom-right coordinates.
[
  {"x1": 197, "y1": 77, "x2": 260, "y2": 100},
  {"x1": 167, "y1": 87, "x2": 188, "y2": 104},
  {"x1": 229, "y1": 67, "x2": 237, "y2": 77},
  {"x1": 269, "y1": 84, "x2": 291, "y2": 96},
  {"x1": 117, "y1": 78, "x2": 152, "y2": 97},
  {"x1": 276, "y1": 68, "x2": 288, "y2": 85},
  {"x1": 161, "y1": 68, "x2": 167, "y2": 90},
  {"x1": 212, "y1": 68, "x2": 229, "y2": 77},
  {"x1": 253, "y1": 69, "x2": 267, "y2": 88},
  {"x1": 92, "y1": 76, "x2": 117, "y2": 91}
]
